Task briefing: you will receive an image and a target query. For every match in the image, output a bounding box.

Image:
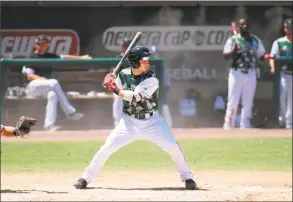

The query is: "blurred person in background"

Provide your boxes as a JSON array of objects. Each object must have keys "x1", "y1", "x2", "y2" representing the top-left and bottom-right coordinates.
[
  {"x1": 112, "y1": 38, "x2": 132, "y2": 127},
  {"x1": 222, "y1": 18, "x2": 266, "y2": 129},
  {"x1": 149, "y1": 46, "x2": 173, "y2": 127},
  {"x1": 269, "y1": 18, "x2": 292, "y2": 129},
  {"x1": 22, "y1": 35, "x2": 91, "y2": 131}
]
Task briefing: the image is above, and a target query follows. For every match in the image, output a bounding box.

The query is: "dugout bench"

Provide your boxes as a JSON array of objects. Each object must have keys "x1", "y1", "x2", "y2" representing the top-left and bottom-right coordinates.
[{"x1": 0, "y1": 58, "x2": 164, "y2": 130}]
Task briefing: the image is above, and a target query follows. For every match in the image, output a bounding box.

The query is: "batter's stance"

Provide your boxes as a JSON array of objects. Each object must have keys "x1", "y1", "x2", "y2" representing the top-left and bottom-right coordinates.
[
  {"x1": 223, "y1": 19, "x2": 266, "y2": 129},
  {"x1": 270, "y1": 18, "x2": 292, "y2": 129},
  {"x1": 74, "y1": 46, "x2": 196, "y2": 190}
]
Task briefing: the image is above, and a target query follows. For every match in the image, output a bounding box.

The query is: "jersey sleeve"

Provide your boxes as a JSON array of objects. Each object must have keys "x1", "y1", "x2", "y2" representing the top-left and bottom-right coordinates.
[
  {"x1": 0, "y1": 124, "x2": 4, "y2": 133},
  {"x1": 223, "y1": 37, "x2": 236, "y2": 54},
  {"x1": 134, "y1": 77, "x2": 159, "y2": 99},
  {"x1": 270, "y1": 40, "x2": 280, "y2": 58},
  {"x1": 115, "y1": 74, "x2": 123, "y2": 89},
  {"x1": 256, "y1": 38, "x2": 266, "y2": 58}
]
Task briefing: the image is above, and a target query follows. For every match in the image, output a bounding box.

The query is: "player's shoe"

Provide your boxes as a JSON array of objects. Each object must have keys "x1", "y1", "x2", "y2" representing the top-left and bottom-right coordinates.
[
  {"x1": 73, "y1": 178, "x2": 87, "y2": 189},
  {"x1": 44, "y1": 125, "x2": 62, "y2": 131},
  {"x1": 185, "y1": 179, "x2": 197, "y2": 190},
  {"x1": 67, "y1": 112, "x2": 84, "y2": 121}
]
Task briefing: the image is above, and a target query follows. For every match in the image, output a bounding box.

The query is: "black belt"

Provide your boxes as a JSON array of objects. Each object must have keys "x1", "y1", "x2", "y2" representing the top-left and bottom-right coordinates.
[
  {"x1": 232, "y1": 67, "x2": 249, "y2": 74},
  {"x1": 131, "y1": 112, "x2": 154, "y2": 120}
]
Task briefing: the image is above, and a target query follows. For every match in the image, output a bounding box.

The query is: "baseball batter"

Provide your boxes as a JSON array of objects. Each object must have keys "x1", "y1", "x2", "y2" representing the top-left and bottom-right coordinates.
[
  {"x1": 22, "y1": 35, "x2": 91, "y2": 131},
  {"x1": 74, "y1": 46, "x2": 196, "y2": 190},
  {"x1": 223, "y1": 19, "x2": 266, "y2": 129},
  {"x1": 270, "y1": 18, "x2": 292, "y2": 129}
]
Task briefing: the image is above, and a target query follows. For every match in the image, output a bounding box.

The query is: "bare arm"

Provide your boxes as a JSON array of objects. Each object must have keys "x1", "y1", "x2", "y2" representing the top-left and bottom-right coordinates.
[
  {"x1": 269, "y1": 40, "x2": 279, "y2": 74},
  {"x1": 61, "y1": 54, "x2": 92, "y2": 59},
  {"x1": 0, "y1": 125, "x2": 17, "y2": 137}
]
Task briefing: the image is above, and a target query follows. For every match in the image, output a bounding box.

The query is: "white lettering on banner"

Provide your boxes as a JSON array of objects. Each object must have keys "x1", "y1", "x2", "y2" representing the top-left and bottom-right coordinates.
[
  {"x1": 102, "y1": 26, "x2": 232, "y2": 51},
  {"x1": 0, "y1": 29, "x2": 80, "y2": 58},
  {"x1": 168, "y1": 67, "x2": 217, "y2": 80}
]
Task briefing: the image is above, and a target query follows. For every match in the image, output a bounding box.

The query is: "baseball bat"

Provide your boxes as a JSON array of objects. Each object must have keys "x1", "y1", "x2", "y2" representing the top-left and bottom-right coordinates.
[
  {"x1": 231, "y1": 22, "x2": 241, "y2": 50},
  {"x1": 113, "y1": 32, "x2": 142, "y2": 76}
]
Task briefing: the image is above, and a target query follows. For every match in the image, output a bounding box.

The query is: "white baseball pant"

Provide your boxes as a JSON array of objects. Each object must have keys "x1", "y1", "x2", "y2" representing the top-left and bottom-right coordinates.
[
  {"x1": 25, "y1": 79, "x2": 76, "y2": 128},
  {"x1": 80, "y1": 113, "x2": 194, "y2": 184},
  {"x1": 279, "y1": 72, "x2": 292, "y2": 128},
  {"x1": 224, "y1": 68, "x2": 257, "y2": 129}
]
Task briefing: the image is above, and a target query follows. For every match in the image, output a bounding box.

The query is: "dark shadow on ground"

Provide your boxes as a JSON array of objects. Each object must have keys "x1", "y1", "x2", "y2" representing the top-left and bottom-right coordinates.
[
  {"x1": 1, "y1": 189, "x2": 67, "y2": 194},
  {"x1": 84, "y1": 186, "x2": 210, "y2": 191}
]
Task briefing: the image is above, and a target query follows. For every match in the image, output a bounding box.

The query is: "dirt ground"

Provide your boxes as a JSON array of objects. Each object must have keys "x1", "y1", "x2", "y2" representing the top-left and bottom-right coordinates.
[{"x1": 1, "y1": 128, "x2": 292, "y2": 201}]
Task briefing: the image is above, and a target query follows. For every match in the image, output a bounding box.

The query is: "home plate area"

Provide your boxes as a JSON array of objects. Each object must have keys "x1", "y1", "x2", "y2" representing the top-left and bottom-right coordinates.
[
  {"x1": 1, "y1": 129, "x2": 292, "y2": 201},
  {"x1": 1, "y1": 171, "x2": 292, "y2": 201}
]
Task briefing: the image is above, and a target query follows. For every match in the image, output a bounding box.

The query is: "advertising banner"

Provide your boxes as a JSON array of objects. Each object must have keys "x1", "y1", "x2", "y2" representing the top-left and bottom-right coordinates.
[{"x1": 0, "y1": 29, "x2": 80, "y2": 58}]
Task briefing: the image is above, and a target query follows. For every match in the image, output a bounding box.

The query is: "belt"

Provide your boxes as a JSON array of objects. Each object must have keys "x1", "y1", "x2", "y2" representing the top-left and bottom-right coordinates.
[
  {"x1": 131, "y1": 112, "x2": 154, "y2": 120},
  {"x1": 232, "y1": 67, "x2": 250, "y2": 74}
]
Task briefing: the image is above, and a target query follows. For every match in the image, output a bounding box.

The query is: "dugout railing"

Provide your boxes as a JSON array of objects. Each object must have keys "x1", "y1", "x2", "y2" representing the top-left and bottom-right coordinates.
[{"x1": 0, "y1": 58, "x2": 164, "y2": 126}]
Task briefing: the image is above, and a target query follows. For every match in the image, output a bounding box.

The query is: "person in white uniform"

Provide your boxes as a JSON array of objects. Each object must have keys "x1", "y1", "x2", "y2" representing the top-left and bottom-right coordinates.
[
  {"x1": 22, "y1": 35, "x2": 91, "y2": 131},
  {"x1": 73, "y1": 46, "x2": 197, "y2": 190},
  {"x1": 223, "y1": 19, "x2": 266, "y2": 129},
  {"x1": 269, "y1": 18, "x2": 292, "y2": 129}
]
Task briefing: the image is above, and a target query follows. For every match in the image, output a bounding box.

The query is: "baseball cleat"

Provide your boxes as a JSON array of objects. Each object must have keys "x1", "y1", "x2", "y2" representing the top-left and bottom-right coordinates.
[
  {"x1": 74, "y1": 178, "x2": 88, "y2": 189},
  {"x1": 44, "y1": 125, "x2": 62, "y2": 132},
  {"x1": 185, "y1": 179, "x2": 197, "y2": 190},
  {"x1": 67, "y1": 112, "x2": 84, "y2": 121}
]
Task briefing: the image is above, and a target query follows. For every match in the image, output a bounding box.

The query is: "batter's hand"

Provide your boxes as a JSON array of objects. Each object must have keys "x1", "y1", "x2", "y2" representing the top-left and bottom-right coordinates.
[
  {"x1": 102, "y1": 80, "x2": 117, "y2": 92},
  {"x1": 102, "y1": 73, "x2": 116, "y2": 92}
]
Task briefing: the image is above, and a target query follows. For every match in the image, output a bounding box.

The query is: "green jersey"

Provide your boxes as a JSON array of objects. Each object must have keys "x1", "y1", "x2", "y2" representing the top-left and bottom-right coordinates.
[
  {"x1": 270, "y1": 36, "x2": 292, "y2": 75},
  {"x1": 223, "y1": 34, "x2": 265, "y2": 73},
  {"x1": 116, "y1": 67, "x2": 159, "y2": 117}
]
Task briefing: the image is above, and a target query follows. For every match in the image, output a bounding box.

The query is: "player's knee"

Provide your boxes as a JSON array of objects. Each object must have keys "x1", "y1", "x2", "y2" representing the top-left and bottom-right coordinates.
[
  {"x1": 49, "y1": 79, "x2": 59, "y2": 87},
  {"x1": 47, "y1": 91, "x2": 57, "y2": 101}
]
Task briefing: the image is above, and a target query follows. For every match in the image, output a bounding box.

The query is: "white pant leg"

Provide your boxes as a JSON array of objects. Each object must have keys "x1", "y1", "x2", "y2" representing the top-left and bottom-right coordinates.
[
  {"x1": 224, "y1": 70, "x2": 243, "y2": 128},
  {"x1": 81, "y1": 115, "x2": 136, "y2": 184},
  {"x1": 141, "y1": 114, "x2": 193, "y2": 182},
  {"x1": 26, "y1": 79, "x2": 75, "y2": 116},
  {"x1": 44, "y1": 91, "x2": 58, "y2": 128},
  {"x1": 280, "y1": 72, "x2": 287, "y2": 124},
  {"x1": 113, "y1": 94, "x2": 123, "y2": 127},
  {"x1": 284, "y1": 73, "x2": 292, "y2": 128},
  {"x1": 50, "y1": 79, "x2": 75, "y2": 116},
  {"x1": 240, "y1": 71, "x2": 257, "y2": 129},
  {"x1": 162, "y1": 104, "x2": 173, "y2": 128}
]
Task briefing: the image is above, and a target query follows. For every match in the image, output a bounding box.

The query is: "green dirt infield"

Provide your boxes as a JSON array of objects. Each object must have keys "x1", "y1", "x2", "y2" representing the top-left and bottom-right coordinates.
[{"x1": 1, "y1": 137, "x2": 292, "y2": 172}]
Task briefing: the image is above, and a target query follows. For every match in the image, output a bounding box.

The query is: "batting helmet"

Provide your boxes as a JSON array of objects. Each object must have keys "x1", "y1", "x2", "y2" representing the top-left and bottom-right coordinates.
[{"x1": 127, "y1": 46, "x2": 151, "y2": 68}]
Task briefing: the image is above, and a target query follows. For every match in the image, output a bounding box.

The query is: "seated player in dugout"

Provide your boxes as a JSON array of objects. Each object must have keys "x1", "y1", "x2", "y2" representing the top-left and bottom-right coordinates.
[{"x1": 21, "y1": 35, "x2": 92, "y2": 131}]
